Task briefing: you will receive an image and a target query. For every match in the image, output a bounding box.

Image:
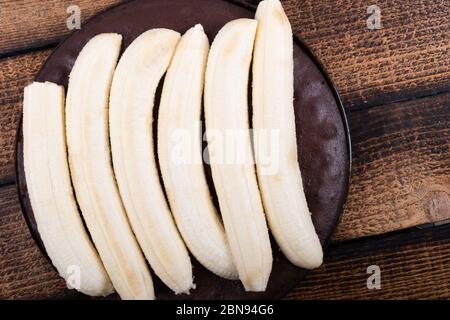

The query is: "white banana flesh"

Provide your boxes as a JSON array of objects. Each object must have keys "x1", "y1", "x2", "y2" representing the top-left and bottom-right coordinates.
[
  {"x1": 23, "y1": 82, "x2": 114, "y2": 297},
  {"x1": 109, "y1": 29, "x2": 194, "y2": 294},
  {"x1": 253, "y1": 0, "x2": 323, "y2": 269},
  {"x1": 158, "y1": 25, "x2": 238, "y2": 280},
  {"x1": 66, "y1": 34, "x2": 155, "y2": 300},
  {"x1": 204, "y1": 19, "x2": 273, "y2": 291}
]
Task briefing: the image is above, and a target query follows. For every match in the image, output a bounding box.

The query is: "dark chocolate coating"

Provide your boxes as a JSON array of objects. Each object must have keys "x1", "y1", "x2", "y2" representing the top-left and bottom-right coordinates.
[{"x1": 16, "y1": 0, "x2": 351, "y2": 299}]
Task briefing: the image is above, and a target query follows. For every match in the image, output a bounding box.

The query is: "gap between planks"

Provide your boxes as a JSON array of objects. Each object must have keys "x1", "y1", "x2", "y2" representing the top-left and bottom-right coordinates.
[
  {"x1": 0, "y1": 50, "x2": 449, "y2": 240},
  {"x1": 1, "y1": 183, "x2": 449, "y2": 299}
]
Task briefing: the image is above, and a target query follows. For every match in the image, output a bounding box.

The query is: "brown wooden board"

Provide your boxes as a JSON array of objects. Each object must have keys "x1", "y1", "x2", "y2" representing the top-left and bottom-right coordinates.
[
  {"x1": 15, "y1": 0, "x2": 350, "y2": 299},
  {"x1": 0, "y1": 0, "x2": 448, "y2": 109},
  {"x1": 1, "y1": 55, "x2": 448, "y2": 241},
  {"x1": 0, "y1": 49, "x2": 446, "y2": 240},
  {"x1": 287, "y1": 223, "x2": 450, "y2": 299},
  {"x1": 2, "y1": 183, "x2": 449, "y2": 299},
  {"x1": 0, "y1": 0, "x2": 449, "y2": 299},
  {"x1": 334, "y1": 92, "x2": 450, "y2": 240},
  {"x1": 0, "y1": 0, "x2": 124, "y2": 57},
  {"x1": 0, "y1": 185, "x2": 78, "y2": 299},
  {"x1": 281, "y1": 0, "x2": 450, "y2": 109}
]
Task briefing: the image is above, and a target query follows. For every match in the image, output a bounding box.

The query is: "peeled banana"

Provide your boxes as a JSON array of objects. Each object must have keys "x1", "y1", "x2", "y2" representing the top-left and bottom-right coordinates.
[
  {"x1": 109, "y1": 29, "x2": 194, "y2": 294},
  {"x1": 204, "y1": 19, "x2": 273, "y2": 291},
  {"x1": 23, "y1": 81, "x2": 113, "y2": 296},
  {"x1": 65, "y1": 33, "x2": 154, "y2": 300},
  {"x1": 158, "y1": 25, "x2": 238, "y2": 280},
  {"x1": 253, "y1": 0, "x2": 323, "y2": 269}
]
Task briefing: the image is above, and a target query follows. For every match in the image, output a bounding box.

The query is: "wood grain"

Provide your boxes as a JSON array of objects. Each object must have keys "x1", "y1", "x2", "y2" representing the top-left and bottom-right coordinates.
[
  {"x1": 283, "y1": 0, "x2": 450, "y2": 109},
  {"x1": 0, "y1": 50, "x2": 51, "y2": 185},
  {"x1": 0, "y1": 184, "x2": 79, "y2": 300},
  {"x1": 1, "y1": 0, "x2": 449, "y2": 109},
  {"x1": 0, "y1": 0, "x2": 123, "y2": 57},
  {"x1": 1, "y1": 180, "x2": 448, "y2": 299},
  {"x1": 0, "y1": 50, "x2": 448, "y2": 240},
  {"x1": 334, "y1": 92, "x2": 450, "y2": 240},
  {"x1": 0, "y1": 0, "x2": 449, "y2": 299},
  {"x1": 288, "y1": 224, "x2": 450, "y2": 299}
]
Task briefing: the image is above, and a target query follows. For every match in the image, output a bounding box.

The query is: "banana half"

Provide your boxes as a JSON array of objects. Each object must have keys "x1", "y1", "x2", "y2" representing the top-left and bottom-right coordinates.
[
  {"x1": 204, "y1": 19, "x2": 273, "y2": 291},
  {"x1": 253, "y1": 0, "x2": 323, "y2": 269},
  {"x1": 23, "y1": 81, "x2": 113, "y2": 296},
  {"x1": 66, "y1": 33, "x2": 155, "y2": 299},
  {"x1": 109, "y1": 29, "x2": 195, "y2": 294},
  {"x1": 158, "y1": 25, "x2": 238, "y2": 280}
]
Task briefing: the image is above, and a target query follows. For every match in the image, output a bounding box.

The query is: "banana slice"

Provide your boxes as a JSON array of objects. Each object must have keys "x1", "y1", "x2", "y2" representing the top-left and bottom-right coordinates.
[
  {"x1": 204, "y1": 19, "x2": 273, "y2": 291},
  {"x1": 23, "y1": 81, "x2": 113, "y2": 296},
  {"x1": 158, "y1": 25, "x2": 238, "y2": 280},
  {"x1": 109, "y1": 29, "x2": 194, "y2": 294},
  {"x1": 66, "y1": 33, "x2": 154, "y2": 300},
  {"x1": 253, "y1": 0, "x2": 323, "y2": 269}
]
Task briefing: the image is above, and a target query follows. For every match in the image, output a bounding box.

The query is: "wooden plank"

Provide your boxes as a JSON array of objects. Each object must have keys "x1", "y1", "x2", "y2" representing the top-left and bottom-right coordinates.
[
  {"x1": 0, "y1": 50, "x2": 448, "y2": 239},
  {"x1": 0, "y1": 184, "x2": 79, "y2": 299},
  {"x1": 0, "y1": 0, "x2": 448, "y2": 300},
  {"x1": 0, "y1": 0, "x2": 448, "y2": 244},
  {"x1": 333, "y1": 92, "x2": 450, "y2": 240},
  {"x1": 0, "y1": 50, "x2": 51, "y2": 185},
  {"x1": 2, "y1": 180, "x2": 449, "y2": 299},
  {"x1": 287, "y1": 224, "x2": 450, "y2": 299},
  {"x1": 282, "y1": 0, "x2": 450, "y2": 109},
  {"x1": 1, "y1": 0, "x2": 448, "y2": 108},
  {"x1": 0, "y1": 0, "x2": 123, "y2": 56}
]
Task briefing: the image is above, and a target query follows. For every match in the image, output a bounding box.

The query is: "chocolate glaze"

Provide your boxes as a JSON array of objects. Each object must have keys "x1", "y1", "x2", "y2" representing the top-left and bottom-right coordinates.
[{"x1": 16, "y1": 0, "x2": 351, "y2": 299}]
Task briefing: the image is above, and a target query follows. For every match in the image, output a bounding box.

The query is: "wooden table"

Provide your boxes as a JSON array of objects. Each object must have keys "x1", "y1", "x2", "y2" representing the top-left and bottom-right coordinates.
[{"x1": 0, "y1": 0, "x2": 448, "y2": 299}]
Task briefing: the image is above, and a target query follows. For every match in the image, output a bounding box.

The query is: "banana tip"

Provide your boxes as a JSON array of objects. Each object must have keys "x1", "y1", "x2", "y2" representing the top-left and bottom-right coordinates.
[{"x1": 193, "y1": 24, "x2": 204, "y2": 32}]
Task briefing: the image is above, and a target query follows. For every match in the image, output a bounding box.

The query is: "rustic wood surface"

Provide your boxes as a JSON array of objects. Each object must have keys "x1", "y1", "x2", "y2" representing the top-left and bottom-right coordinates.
[
  {"x1": 0, "y1": 185, "x2": 80, "y2": 300},
  {"x1": 0, "y1": 0, "x2": 123, "y2": 57},
  {"x1": 0, "y1": 0, "x2": 448, "y2": 299},
  {"x1": 283, "y1": 0, "x2": 450, "y2": 109},
  {"x1": 2, "y1": 182, "x2": 449, "y2": 299},
  {"x1": 1, "y1": 0, "x2": 448, "y2": 107},
  {"x1": 334, "y1": 92, "x2": 450, "y2": 240},
  {"x1": 288, "y1": 223, "x2": 450, "y2": 299}
]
